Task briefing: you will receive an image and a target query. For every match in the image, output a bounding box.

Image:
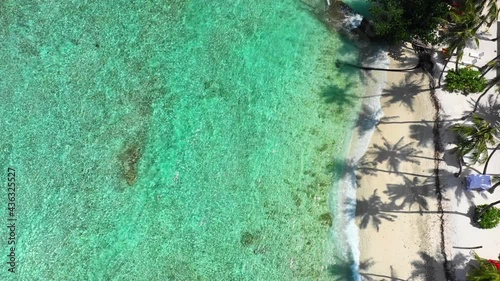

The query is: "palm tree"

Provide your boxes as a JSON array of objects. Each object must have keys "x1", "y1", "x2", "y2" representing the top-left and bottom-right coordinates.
[
  {"x1": 477, "y1": 0, "x2": 499, "y2": 28},
  {"x1": 451, "y1": 114, "x2": 499, "y2": 176},
  {"x1": 467, "y1": 75, "x2": 500, "y2": 118},
  {"x1": 452, "y1": 1, "x2": 484, "y2": 71},
  {"x1": 351, "y1": 190, "x2": 396, "y2": 231},
  {"x1": 463, "y1": 56, "x2": 500, "y2": 118},
  {"x1": 368, "y1": 137, "x2": 422, "y2": 173},
  {"x1": 475, "y1": 198, "x2": 500, "y2": 222},
  {"x1": 479, "y1": 55, "x2": 500, "y2": 78},
  {"x1": 482, "y1": 143, "x2": 500, "y2": 175},
  {"x1": 385, "y1": 176, "x2": 430, "y2": 214},
  {"x1": 467, "y1": 252, "x2": 500, "y2": 281},
  {"x1": 438, "y1": 0, "x2": 485, "y2": 86},
  {"x1": 474, "y1": 128, "x2": 500, "y2": 212},
  {"x1": 481, "y1": 142, "x2": 500, "y2": 194}
]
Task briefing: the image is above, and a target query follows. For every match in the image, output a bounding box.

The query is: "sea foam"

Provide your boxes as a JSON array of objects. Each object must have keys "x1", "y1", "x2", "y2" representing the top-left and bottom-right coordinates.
[{"x1": 330, "y1": 49, "x2": 389, "y2": 281}]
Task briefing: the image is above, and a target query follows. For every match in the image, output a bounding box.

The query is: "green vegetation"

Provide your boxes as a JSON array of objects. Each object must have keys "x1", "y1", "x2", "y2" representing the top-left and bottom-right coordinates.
[
  {"x1": 368, "y1": 0, "x2": 448, "y2": 44},
  {"x1": 475, "y1": 204, "x2": 500, "y2": 229},
  {"x1": 452, "y1": 114, "x2": 499, "y2": 165},
  {"x1": 444, "y1": 0, "x2": 483, "y2": 71},
  {"x1": 437, "y1": 0, "x2": 493, "y2": 84},
  {"x1": 467, "y1": 252, "x2": 500, "y2": 280},
  {"x1": 444, "y1": 68, "x2": 487, "y2": 95},
  {"x1": 469, "y1": 55, "x2": 500, "y2": 115},
  {"x1": 319, "y1": 212, "x2": 333, "y2": 227}
]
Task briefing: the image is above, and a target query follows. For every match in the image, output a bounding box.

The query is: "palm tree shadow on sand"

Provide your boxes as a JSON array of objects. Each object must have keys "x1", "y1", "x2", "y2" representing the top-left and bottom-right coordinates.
[
  {"x1": 321, "y1": 83, "x2": 359, "y2": 107},
  {"x1": 374, "y1": 115, "x2": 458, "y2": 152},
  {"x1": 359, "y1": 260, "x2": 419, "y2": 281},
  {"x1": 328, "y1": 251, "x2": 469, "y2": 281},
  {"x1": 384, "y1": 176, "x2": 433, "y2": 213},
  {"x1": 433, "y1": 167, "x2": 488, "y2": 205},
  {"x1": 327, "y1": 255, "x2": 376, "y2": 281},
  {"x1": 329, "y1": 155, "x2": 439, "y2": 192},
  {"x1": 367, "y1": 136, "x2": 422, "y2": 173},
  {"x1": 409, "y1": 120, "x2": 437, "y2": 149},
  {"x1": 346, "y1": 181, "x2": 472, "y2": 232},
  {"x1": 328, "y1": 156, "x2": 379, "y2": 190},
  {"x1": 345, "y1": 190, "x2": 397, "y2": 231},
  {"x1": 408, "y1": 116, "x2": 458, "y2": 151},
  {"x1": 355, "y1": 104, "x2": 383, "y2": 137},
  {"x1": 382, "y1": 73, "x2": 428, "y2": 112},
  {"x1": 353, "y1": 105, "x2": 403, "y2": 137},
  {"x1": 411, "y1": 251, "x2": 468, "y2": 281},
  {"x1": 466, "y1": 94, "x2": 500, "y2": 127},
  {"x1": 357, "y1": 258, "x2": 417, "y2": 281}
]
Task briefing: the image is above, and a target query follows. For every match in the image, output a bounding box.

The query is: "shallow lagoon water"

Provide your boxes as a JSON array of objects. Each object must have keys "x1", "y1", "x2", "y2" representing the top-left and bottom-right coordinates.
[{"x1": 0, "y1": 1, "x2": 362, "y2": 280}]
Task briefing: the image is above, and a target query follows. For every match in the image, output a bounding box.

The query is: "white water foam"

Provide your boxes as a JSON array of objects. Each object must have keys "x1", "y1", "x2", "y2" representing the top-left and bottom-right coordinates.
[
  {"x1": 329, "y1": 50, "x2": 389, "y2": 281},
  {"x1": 343, "y1": 14, "x2": 363, "y2": 30}
]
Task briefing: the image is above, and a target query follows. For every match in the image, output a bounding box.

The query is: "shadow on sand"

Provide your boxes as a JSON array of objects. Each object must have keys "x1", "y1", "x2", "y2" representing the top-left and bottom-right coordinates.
[{"x1": 329, "y1": 251, "x2": 469, "y2": 281}]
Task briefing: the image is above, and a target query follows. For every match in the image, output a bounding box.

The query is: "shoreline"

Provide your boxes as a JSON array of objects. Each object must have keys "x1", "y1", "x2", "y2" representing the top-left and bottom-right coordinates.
[
  {"x1": 329, "y1": 44, "x2": 389, "y2": 280},
  {"x1": 345, "y1": 51, "x2": 389, "y2": 280},
  {"x1": 319, "y1": 2, "x2": 500, "y2": 279},
  {"x1": 353, "y1": 45, "x2": 446, "y2": 280},
  {"x1": 351, "y1": 21, "x2": 500, "y2": 279}
]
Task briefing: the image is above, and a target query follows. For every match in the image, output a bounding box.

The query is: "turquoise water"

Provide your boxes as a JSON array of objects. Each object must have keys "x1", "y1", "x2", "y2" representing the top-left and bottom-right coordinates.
[
  {"x1": 0, "y1": 1, "x2": 362, "y2": 280},
  {"x1": 343, "y1": 0, "x2": 371, "y2": 18}
]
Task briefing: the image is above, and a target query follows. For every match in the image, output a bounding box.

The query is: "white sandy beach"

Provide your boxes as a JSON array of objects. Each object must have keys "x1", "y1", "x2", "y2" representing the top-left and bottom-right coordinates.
[
  {"x1": 355, "y1": 48, "x2": 446, "y2": 280},
  {"x1": 353, "y1": 17, "x2": 500, "y2": 280},
  {"x1": 437, "y1": 16, "x2": 500, "y2": 281}
]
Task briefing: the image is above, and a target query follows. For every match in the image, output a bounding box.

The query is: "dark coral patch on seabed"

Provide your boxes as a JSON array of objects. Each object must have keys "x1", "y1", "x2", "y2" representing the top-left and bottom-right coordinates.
[{"x1": 119, "y1": 142, "x2": 143, "y2": 185}]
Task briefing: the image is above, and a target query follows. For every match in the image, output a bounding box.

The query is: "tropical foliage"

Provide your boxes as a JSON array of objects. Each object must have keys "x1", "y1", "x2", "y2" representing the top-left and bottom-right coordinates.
[
  {"x1": 445, "y1": 68, "x2": 487, "y2": 95},
  {"x1": 368, "y1": 0, "x2": 448, "y2": 44},
  {"x1": 479, "y1": 55, "x2": 500, "y2": 77},
  {"x1": 444, "y1": 0, "x2": 483, "y2": 70},
  {"x1": 475, "y1": 204, "x2": 500, "y2": 229},
  {"x1": 451, "y1": 115, "x2": 499, "y2": 165},
  {"x1": 438, "y1": 0, "x2": 483, "y2": 87},
  {"x1": 467, "y1": 252, "x2": 500, "y2": 281},
  {"x1": 457, "y1": 54, "x2": 500, "y2": 117},
  {"x1": 477, "y1": 0, "x2": 500, "y2": 28}
]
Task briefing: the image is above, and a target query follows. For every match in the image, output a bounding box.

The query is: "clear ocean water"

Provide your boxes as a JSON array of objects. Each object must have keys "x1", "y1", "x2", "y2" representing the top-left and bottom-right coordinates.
[{"x1": 0, "y1": 0, "x2": 363, "y2": 280}]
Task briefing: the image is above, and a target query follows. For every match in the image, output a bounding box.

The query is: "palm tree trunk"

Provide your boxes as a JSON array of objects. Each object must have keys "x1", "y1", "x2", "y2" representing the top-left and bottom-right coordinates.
[
  {"x1": 464, "y1": 76, "x2": 500, "y2": 119},
  {"x1": 488, "y1": 180, "x2": 500, "y2": 194},
  {"x1": 438, "y1": 46, "x2": 457, "y2": 87},
  {"x1": 487, "y1": 200, "x2": 499, "y2": 208},
  {"x1": 478, "y1": 0, "x2": 498, "y2": 27},
  {"x1": 482, "y1": 143, "x2": 500, "y2": 174},
  {"x1": 479, "y1": 54, "x2": 500, "y2": 77},
  {"x1": 454, "y1": 156, "x2": 464, "y2": 177},
  {"x1": 479, "y1": 64, "x2": 496, "y2": 78}
]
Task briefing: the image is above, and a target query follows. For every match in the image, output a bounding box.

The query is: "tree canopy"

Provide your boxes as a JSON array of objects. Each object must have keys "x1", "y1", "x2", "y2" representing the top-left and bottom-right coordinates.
[
  {"x1": 451, "y1": 114, "x2": 499, "y2": 164},
  {"x1": 368, "y1": 0, "x2": 449, "y2": 44},
  {"x1": 444, "y1": 68, "x2": 487, "y2": 95}
]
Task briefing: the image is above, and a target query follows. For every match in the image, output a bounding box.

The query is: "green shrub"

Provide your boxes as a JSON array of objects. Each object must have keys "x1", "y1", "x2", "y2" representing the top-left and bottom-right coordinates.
[
  {"x1": 475, "y1": 204, "x2": 500, "y2": 229},
  {"x1": 368, "y1": 0, "x2": 448, "y2": 44},
  {"x1": 444, "y1": 68, "x2": 487, "y2": 95},
  {"x1": 467, "y1": 252, "x2": 500, "y2": 281}
]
